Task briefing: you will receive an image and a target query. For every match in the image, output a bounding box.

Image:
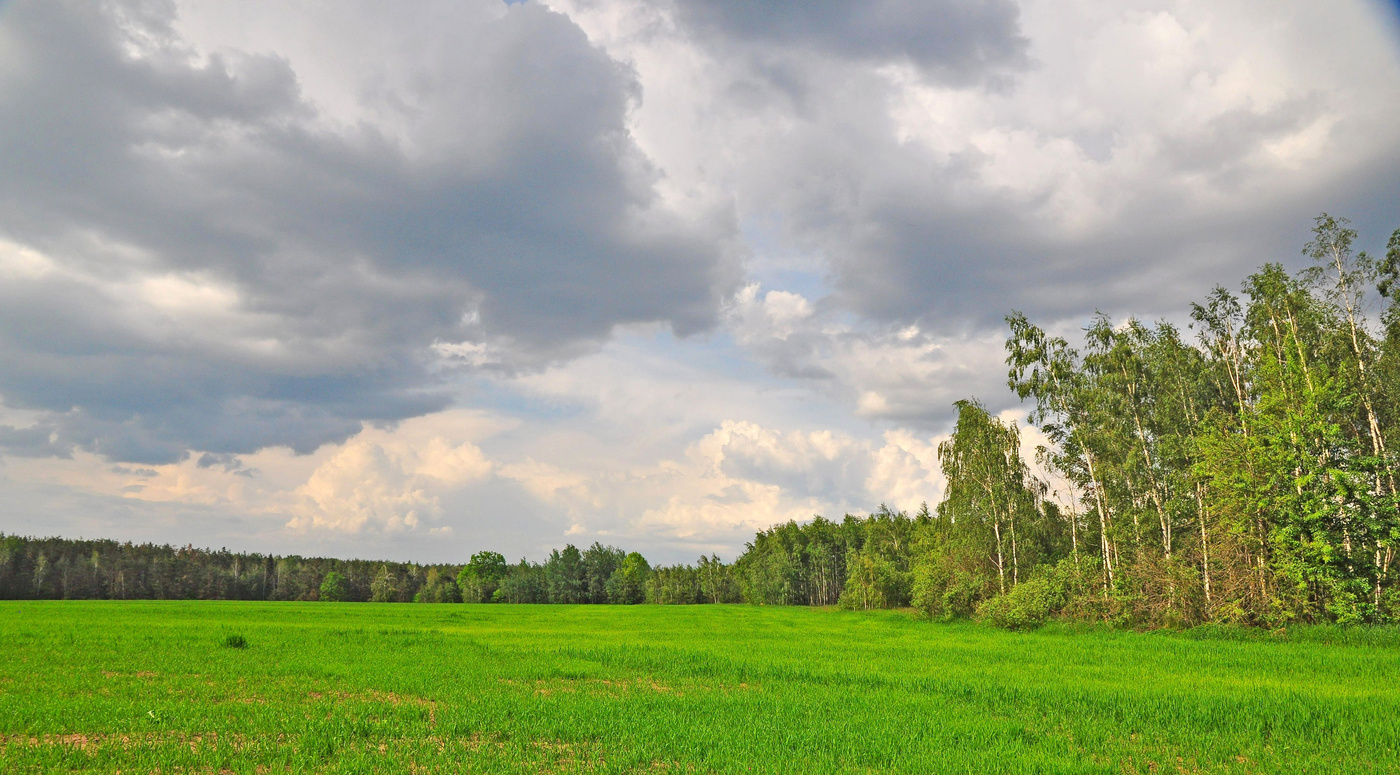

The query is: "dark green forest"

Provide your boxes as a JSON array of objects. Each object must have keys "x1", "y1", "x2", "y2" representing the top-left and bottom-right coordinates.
[{"x1": 5, "y1": 214, "x2": 1400, "y2": 629}]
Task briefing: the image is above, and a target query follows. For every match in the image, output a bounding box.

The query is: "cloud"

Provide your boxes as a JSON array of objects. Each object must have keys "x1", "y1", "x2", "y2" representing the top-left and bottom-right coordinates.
[
  {"x1": 559, "y1": 0, "x2": 1400, "y2": 333},
  {"x1": 704, "y1": 420, "x2": 872, "y2": 500},
  {"x1": 725, "y1": 284, "x2": 1012, "y2": 423},
  {"x1": 0, "y1": 0, "x2": 739, "y2": 463},
  {"x1": 287, "y1": 434, "x2": 492, "y2": 534},
  {"x1": 497, "y1": 414, "x2": 945, "y2": 554},
  {"x1": 629, "y1": 420, "x2": 945, "y2": 548},
  {"x1": 195, "y1": 452, "x2": 257, "y2": 477},
  {"x1": 670, "y1": 0, "x2": 1030, "y2": 86},
  {"x1": 0, "y1": 424, "x2": 71, "y2": 459}
]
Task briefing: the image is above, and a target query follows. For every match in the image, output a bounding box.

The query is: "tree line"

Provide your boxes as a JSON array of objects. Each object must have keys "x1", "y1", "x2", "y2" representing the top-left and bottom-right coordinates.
[
  {"x1": 0, "y1": 510, "x2": 981, "y2": 610},
  {"x1": 0, "y1": 533, "x2": 749, "y2": 606},
  {"x1": 3, "y1": 214, "x2": 1398, "y2": 629}
]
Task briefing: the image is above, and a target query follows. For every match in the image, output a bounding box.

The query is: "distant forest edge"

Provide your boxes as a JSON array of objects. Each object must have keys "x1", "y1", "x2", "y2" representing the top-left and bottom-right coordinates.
[{"x1": 7, "y1": 213, "x2": 1400, "y2": 631}]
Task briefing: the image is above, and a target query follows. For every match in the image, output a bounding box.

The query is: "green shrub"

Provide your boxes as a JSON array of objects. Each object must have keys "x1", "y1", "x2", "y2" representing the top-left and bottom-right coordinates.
[
  {"x1": 977, "y1": 559, "x2": 1085, "y2": 630},
  {"x1": 911, "y1": 561, "x2": 990, "y2": 620},
  {"x1": 222, "y1": 634, "x2": 248, "y2": 649}
]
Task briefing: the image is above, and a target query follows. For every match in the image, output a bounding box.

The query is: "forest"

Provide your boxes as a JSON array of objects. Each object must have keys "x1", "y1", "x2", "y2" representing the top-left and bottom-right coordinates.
[{"x1": 3, "y1": 214, "x2": 1399, "y2": 630}]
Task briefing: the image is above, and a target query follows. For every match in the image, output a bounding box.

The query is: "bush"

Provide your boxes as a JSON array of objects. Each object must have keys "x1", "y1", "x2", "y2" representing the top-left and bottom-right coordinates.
[
  {"x1": 977, "y1": 559, "x2": 1085, "y2": 630},
  {"x1": 222, "y1": 634, "x2": 248, "y2": 649},
  {"x1": 911, "y1": 560, "x2": 990, "y2": 620}
]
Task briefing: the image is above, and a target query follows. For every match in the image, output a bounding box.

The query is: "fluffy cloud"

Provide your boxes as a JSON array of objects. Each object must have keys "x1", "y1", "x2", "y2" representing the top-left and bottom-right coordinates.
[
  {"x1": 631, "y1": 421, "x2": 945, "y2": 551},
  {"x1": 288, "y1": 435, "x2": 492, "y2": 535},
  {"x1": 702, "y1": 420, "x2": 943, "y2": 511},
  {"x1": 495, "y1": 415, "x2": 945, "y2": 555},
  {"x1": 726, "y1": 283, "x2": 1011, "y2": 423}
]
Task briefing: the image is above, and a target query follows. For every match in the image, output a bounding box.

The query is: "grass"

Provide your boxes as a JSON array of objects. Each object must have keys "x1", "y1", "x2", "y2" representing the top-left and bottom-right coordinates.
[
  {"x1": 1, "y1": 602, "x2": 1396, "y2": 773},
  {"x1": 221, "y1": 633, "x2": 248, "y2": 650}
]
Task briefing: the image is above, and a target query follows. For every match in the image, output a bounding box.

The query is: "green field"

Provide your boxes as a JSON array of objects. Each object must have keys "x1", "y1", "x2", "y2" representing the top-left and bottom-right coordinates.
[{"x1": 1, "y1": 602, "x2": 1396, "y2": 773}]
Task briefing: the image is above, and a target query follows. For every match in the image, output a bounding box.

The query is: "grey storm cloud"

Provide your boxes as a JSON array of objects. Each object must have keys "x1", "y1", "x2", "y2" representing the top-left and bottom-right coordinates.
[
  {"x1": 658, "y1": 0, "x2": 1400, "y2": 336},
  {"x1": 589, "y1": 0, "x2": 1400, "y2": 429},
  {"x1": 671, "y1": 0, "x2": 1029, "y2": 86},
  {"x1": 0, "y1": 0, "x2": 740, "y2": 463},
  {"x1": 814, "y1": 130, "x2": 1400, "y2": 334}
]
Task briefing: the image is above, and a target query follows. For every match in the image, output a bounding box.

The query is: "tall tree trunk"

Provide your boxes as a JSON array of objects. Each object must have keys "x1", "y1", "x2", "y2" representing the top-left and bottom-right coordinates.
[
  {"x1": 992, "y1": 519, "x2": 1006, "y2": 595},
  {"x1": 1120, "y1": 361, "x2": 1172, "y2": 558},
  {"x1": 1009, "y1": 510, "x2": 1020, "y2": 587},
  {"x1": 1046, "y1": 371, "x2": 1114, "y2": 588},
  {"x1": 1195, "y1": 482, "x2": 1212, "y2": 609},
  {"x1": 1063, "y1": 488, "x2": 1082, "y2": 569},
  {"x1": 1084, "y1": 452, "x2": 1115, "y2": 589}
]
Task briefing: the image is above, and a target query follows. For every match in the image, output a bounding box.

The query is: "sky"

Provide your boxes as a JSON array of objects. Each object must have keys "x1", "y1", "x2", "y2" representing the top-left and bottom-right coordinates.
[{"x1": 2, "y1": 0, "x2": 1399, "y2": 564}]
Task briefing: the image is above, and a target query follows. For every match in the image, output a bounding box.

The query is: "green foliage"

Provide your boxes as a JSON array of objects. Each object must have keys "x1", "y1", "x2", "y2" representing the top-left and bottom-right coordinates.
[
  {"x1": 989, "y1": 213, "x2": 1400, "y2": 629},
  {"x1": 412, "y1": 568, "x2": 460, "y2": 603},
  {"x1": 605, "y1": 552, "x2": 650, "y2": 604},
  {"x1": 495, "y1": 559, "x2": 546, "y2": 604},
  {"x1": 737, "y1": 510, "x2": 922, "y2": 607},
  {"x1": 220, "y1": 633, "x2": 247, "y2": 649},
  {"x1": 839, "y1": 549, "x2": 908, "y2": 610},
  {"x1": 318, "y1": 571, "x2": 346, "y2": 602},
  {"x1": 0, "y1": 533, "x2": 465, "y2": 603},
  {"x1": 911, "y1": 560, "x2": 990, "y2": 621},
  {"x1": 456, "y1": 551, "x2": 507, "y2": 603},
  {"x1": 697, "y1": 554, "x2": 742, "y2": 603},
  {"x1": 975, "y1": 559, "x2": 1086, "y2": 630},
  {"x1": 582, "y1": 544, "x2": 626, "y2": 604},
  {"x1": 544, "y1": 545, "x2": 587, "y2": 604},
  {"x1": 647, "y1": 564, "x2": 704, "y2": 604},
  {"x1": 370, "y1": 564, "x2": 399, "y2": 603}
]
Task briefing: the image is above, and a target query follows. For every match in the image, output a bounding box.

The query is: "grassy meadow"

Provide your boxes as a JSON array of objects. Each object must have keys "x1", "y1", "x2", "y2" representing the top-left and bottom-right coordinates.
[{"x1": 1, "y1": 602, "x2": 1396, "y2": 773}]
